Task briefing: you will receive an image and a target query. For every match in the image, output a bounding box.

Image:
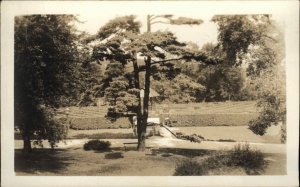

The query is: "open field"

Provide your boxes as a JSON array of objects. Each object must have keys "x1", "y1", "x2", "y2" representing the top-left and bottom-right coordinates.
[{"x1": 15, "y1": 147, "x2": 286, "y2": 176}]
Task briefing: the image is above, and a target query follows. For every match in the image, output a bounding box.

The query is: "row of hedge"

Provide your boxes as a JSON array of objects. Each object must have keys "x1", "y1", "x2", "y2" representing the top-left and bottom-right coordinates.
[
  {"x1": 68, "y1": 113, "x2": 258, "y2": 130},
  {"x1": 168, "y1": 113, "x2": 258, "y2": 127},
  {"x1": 69, "y1": 117, "x2": 132, "y2": 130}
]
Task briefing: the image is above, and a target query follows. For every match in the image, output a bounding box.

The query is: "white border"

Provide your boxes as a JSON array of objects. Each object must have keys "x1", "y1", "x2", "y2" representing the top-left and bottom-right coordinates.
[{"x1": 1, "y1": 1, "x2": 299, "y2": 187}]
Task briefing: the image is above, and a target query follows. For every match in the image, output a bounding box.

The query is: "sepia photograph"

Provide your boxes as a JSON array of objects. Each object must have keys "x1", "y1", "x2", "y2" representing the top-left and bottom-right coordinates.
[{"x1": 1, "y1": 1, "x2": 299, "y2": 187}]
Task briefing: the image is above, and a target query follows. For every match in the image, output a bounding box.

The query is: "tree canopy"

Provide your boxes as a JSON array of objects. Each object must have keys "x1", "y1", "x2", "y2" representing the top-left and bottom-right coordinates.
[{"x1": 14, "y1": 15, "x2": 81, "y2": 151}]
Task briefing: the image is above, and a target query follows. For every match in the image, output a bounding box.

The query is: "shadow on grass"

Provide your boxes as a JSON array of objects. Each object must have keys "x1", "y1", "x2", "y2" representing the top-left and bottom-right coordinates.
[
  {"x1": 15, "y1": 148, "x2": 72, "y2": 174},
  {"x1": 153, "y1": 148, "x2": 217, "y2": 158},
  {"x1": 105, "y1": 152, "x2": 124, "y2": 159}
]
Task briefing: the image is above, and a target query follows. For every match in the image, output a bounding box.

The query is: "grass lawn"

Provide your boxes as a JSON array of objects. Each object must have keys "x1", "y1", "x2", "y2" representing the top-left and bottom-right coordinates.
[{"x1": 15, "y1": 147, "x2": 286, "y2": 176}]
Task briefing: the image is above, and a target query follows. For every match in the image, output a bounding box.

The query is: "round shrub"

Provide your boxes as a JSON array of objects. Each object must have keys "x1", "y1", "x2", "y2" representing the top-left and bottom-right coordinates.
[{"x1": 83, "y1": 140, "x2": 111, "y2": 151}]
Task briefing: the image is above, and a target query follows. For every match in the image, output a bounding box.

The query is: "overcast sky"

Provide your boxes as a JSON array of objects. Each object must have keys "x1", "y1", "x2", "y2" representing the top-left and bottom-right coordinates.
[{"x1": 75, "y1": 13, "x2": 219, "y2": 48}]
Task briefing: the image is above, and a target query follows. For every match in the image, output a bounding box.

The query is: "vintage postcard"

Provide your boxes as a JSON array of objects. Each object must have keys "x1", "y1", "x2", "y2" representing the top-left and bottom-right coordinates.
[{"x1": 1, "y1": 1, "x2": 299, "y2": 187}]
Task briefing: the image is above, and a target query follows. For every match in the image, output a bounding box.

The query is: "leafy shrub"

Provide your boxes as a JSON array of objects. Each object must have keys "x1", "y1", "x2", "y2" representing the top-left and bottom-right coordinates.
[
  {"x1": 174, "y1": 160, "x2": 206, "y2": 176},
  {"x1": 174, "y1": 143, "x2": 266, "y2": 175},
  {"x1": 227, "y1": 143, "x2": 265, "y2": 174},
  {"x1": 204, "y1": 152, "x2": 230, "y2": 169},
  {"x1": 46, "y1": 117, "x2": 69, "y2": 148},
  {"x1": 83, "y1": 140, "x2": 111, "y2": 151}
]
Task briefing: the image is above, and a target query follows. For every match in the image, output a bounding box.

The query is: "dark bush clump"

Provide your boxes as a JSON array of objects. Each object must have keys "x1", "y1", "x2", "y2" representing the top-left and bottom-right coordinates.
[
  {"x1": 227, "y1": 143, "x2": 265, "y2": 174},
  {"x1": 83, "y1": 140, "x2": 111, "y2": 151},
  {"x1": 174, "y1": 160, "x2": 207, "y2": 176}
]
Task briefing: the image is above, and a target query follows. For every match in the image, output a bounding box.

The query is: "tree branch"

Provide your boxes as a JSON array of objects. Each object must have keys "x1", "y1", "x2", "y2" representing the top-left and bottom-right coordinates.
[
  {"x1": 151, "y1": 21, "x2": 170, "y2": 25},
  {"x1": 150, "y1": 57, "x2": 184, "y2": 65},
  {"x1": 150, "y1": 15, "x2": 173, "y2": 21},
  {"x1": 263, "y1": 34, "x2": 278, "y2": 42}
]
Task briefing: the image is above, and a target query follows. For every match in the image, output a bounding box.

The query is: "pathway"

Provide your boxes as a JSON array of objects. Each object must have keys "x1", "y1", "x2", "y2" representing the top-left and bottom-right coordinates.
[{"x1": 14, "y1": 136, "x2": 285, "y2": 154}]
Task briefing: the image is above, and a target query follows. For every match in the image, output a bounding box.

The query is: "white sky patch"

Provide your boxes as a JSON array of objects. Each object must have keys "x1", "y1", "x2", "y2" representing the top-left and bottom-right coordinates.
[{"x1": 76, "y1": 13, "x2": 218, "y2": 48}]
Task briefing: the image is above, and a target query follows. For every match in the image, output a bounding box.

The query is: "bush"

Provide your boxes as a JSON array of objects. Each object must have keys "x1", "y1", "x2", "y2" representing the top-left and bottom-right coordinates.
[
  {"x1": 174, "y1": 143, "x2": 266, "y2": 175},
  {"x1": 227, "y1": 143, "x2": 265, "y2": 173},
  {"x1": 83, "y1": 140, "x2": 111, "y2": 151},
  {"x1": 174, "y1": 160, "x2": 207, "y2": 176}
]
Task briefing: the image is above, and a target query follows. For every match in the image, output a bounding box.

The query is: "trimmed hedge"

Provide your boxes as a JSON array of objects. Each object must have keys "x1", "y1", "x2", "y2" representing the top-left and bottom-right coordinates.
[
  {"x1": 68, "y1": 113, "x2": 258, "y2": 130},
  {"x1": 71, "y1": 133, "x2": 137, "y2": 139},
  {"x1": 69, "y1": 117, "x2": 131, "y2": 130},
  {"x1": 169, "y1": 113, "x2": 258, "y2": 127}
]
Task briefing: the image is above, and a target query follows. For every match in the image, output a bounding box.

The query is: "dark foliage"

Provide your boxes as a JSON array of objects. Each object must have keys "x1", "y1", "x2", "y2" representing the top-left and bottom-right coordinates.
[
  {"x1": 71, "y1": 133, "x2": 136, "y2": 139},
  {"x1": 83, "y1": 140, "x2": 111, "y2": 151},
  {"x1": 174, "y1": 160, "x2": 206, "y2": 176},
  {"x1": 227, "y1": 143, "x2": 265, "y2": 174},
  {"x1": 69, "y1": 117, "x2": 131, "y2": 130},
  {"x1": 14, "y1": 15, "x2": 80, "y2": 151},
  {"x1": 174, "y1": 143, "x2": 266, "y2": 175}
]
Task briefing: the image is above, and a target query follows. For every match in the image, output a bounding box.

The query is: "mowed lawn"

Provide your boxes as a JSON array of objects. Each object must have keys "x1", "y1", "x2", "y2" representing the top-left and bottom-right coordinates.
[{"x1": 15, "y1": 147, "x2": 286, "y2": 176}]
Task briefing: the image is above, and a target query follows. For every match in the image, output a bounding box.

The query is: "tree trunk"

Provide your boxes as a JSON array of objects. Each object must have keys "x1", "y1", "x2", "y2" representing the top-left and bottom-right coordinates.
[
  {"x1": 22, "y1": 133, "x2": 32, "y2": 153},
  {"x1": 137, "y1": 118, "x2": 146, "y2": 151},
  {"x1": 137, "y1": 57, "x2": 151, "y2": 151},
  {"x1": 132, "y1": 53, "x2": 147, "y2": 151}
]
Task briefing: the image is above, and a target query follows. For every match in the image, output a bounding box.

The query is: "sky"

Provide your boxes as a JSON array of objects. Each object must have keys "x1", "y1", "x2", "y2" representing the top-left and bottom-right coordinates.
[
  {"x1": 70, "y1": 1, "x2": 286, "y2": 50},
  {"x1": 75, "y1": 13, "x2": 219, "y2": 49}
]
